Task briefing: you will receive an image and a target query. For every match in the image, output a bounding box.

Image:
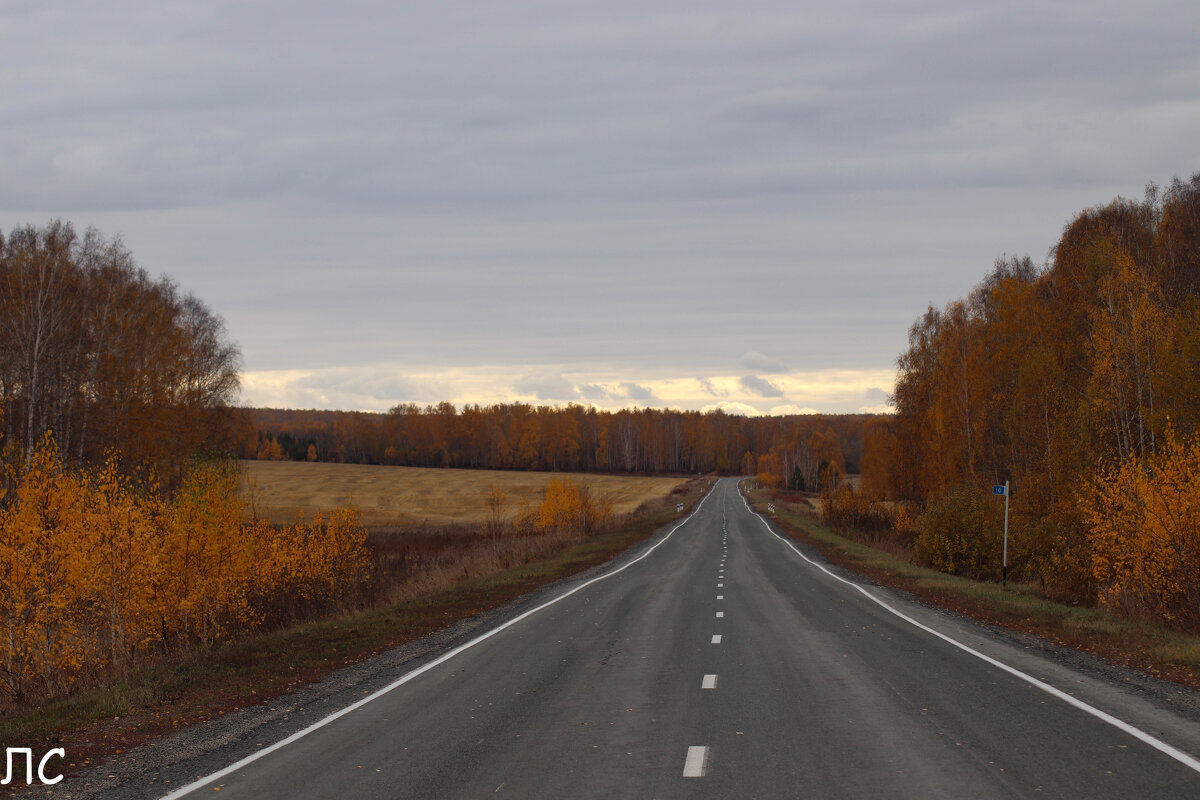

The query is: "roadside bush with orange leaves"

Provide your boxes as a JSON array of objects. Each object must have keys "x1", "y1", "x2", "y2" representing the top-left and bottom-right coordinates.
[
  {"x1": 532, "y1": 477, "x2": 613, "y2": 537},
  {"x1": 818, "y1": 485, "x2": 920, "y2": 558},
  {"x1": 1081, "y1": 430, "x2": 1200, "y2": 631},
  {"x1": 0, "y1": 437, "x2": 369, "y2": 704},
  {"x1": 820, "y1": 485, "x2": 893, "y2": 536}
]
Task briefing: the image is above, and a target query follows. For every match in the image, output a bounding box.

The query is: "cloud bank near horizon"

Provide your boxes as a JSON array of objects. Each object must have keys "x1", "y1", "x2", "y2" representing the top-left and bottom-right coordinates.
[{"x1": 241, "y1": 364, "x2": 897, "y2": 416}]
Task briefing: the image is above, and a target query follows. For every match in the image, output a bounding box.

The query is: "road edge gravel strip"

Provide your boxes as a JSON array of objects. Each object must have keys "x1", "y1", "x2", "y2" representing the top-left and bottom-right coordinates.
[
  {"x1": 737, "y1": 485, "x2": 1200, "y2": 776},
  {"x1": 62, "y1": 489, "x2": 714, "y2": 800}
]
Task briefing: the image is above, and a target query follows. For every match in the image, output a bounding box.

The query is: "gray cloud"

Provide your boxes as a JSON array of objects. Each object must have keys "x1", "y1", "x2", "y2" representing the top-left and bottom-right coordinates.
[
  {"x1": 459, "y1": 94, "x2": 518, "y2": 130},
  {"x1": 864, "y1": 387, "x2": 892, "y2": 405},
  {"x1": 2, "y1": 1, "x2": 1197, "y2": 412},
  {"x1": 739, "y1": 351, "x2": 788, "y2": 374},
  {"x1": 697, "y1": 377, "x2": 724, "y2": 397},
  {"x1": 578, "y1": 383, "x2": 615, "y2": 401},
  {"x1": 739, "y1": 375, "x2": 785, "y2": 398},
  {"x1": 620, "y1": 382, "x2": 658, "y2": 403},
  {"x1": 514, "y1": 373, "x2": 578, "y2": 401},
  {"x1": 293, "y1": 368, "x2": 449, "y2": 406}
]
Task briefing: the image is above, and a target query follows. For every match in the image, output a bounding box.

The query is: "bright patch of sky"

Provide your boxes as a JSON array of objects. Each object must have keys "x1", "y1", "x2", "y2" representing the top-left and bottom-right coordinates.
[{"x1": 3, "y1": 0, "x2": 1198, "y2": 414}]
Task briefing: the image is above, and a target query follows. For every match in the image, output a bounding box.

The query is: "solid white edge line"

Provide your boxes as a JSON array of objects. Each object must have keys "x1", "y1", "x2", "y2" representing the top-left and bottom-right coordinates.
[
  {"x1": 157, "y1": 488, "x2": 717, "y2": 799},
  {"x1": 683, "y1": 745, "x2": 709, "y2": 777},
  {"x1": 736, "y1": 484, "x2": 1200, "y2": 775}
]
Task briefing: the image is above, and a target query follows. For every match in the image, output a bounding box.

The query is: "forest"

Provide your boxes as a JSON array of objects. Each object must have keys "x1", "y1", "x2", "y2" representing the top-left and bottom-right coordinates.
[
  {"x1": 856, "y1": 172, "x2": 1200, "y2": 630},
  {"x1": 8, "y1": 166, "x2": 1200, "y2": 702},
  {"x1": 244, "y1": 404, "x2": 867, "y2": 490},
  {"x1": 0, "y1": 221, "x2": 243, "y2": 487},
  {"x1": 0, "y1": 223, "x2": 368, "y2": 704}
]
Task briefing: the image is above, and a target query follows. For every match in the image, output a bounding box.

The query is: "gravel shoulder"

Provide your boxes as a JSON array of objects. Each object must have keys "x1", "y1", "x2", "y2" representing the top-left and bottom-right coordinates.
[
  {"x1": 41, "y1": 531, "x2": 670, "y2": 800},
  {"x1": 44, "y1": 504, "x2": 1200, "y2": 799}
]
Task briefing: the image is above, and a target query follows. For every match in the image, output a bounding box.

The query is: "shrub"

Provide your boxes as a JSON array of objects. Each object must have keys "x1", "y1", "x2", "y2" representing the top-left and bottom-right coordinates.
[
  {"x1": 0, "y1": 437, "x2": 370, "y2": 704},
  {"x1": 1081, "y1": 430, "x2": 1200, "y2": 630},
  {"x1": 820, "y1": 485, "x2": 892, "y2": 534},
  {"x1": 914, "y1": 486, "x2": 1004, "y2": 580},
  {"x1": 535, "y1": 478, "x2": 613, "y2": 536}
]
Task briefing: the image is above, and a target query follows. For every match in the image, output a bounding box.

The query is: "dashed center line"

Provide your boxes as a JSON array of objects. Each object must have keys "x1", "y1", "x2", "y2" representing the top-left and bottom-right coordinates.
[
  {"x1": 683, "y1": 746, "x2": 710, "y2": 777},
  {"x1": 717, "y1": 595, "x2": 724, "y2": 600},
  {"x1": 702, "y1": 674, "x2": 718, "y2": 689},
  {"x1": 711, "y1": 634, "x2": 723, "y2": 644},
  {"x1": 715, "y1": 611, "x2": 724, "y2": 618}
]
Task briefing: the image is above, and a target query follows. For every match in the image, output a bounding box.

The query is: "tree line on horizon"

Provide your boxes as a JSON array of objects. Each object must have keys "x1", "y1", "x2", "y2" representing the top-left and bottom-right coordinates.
[
  {"x1": 244, "y1": 404, "x2": 868, "y2": 488},
  {"x1": 856, "y1": 171, "x2": 1200, "y2": 629}
]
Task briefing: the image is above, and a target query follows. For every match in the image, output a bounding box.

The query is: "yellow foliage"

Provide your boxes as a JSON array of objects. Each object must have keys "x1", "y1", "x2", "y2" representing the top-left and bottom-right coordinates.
[
  {"x1": 1081, "y1": 429, "x2": 1200, "y2": 629},
  {"x1": 534, "y1": 478, "x2": 613, "y2": 536},
  {"x1": 0, "y1": 436, "x2": 370, "y2": 703},
  {"x1": 755, "y1": 453, "x2": 780, "y2": 489}
]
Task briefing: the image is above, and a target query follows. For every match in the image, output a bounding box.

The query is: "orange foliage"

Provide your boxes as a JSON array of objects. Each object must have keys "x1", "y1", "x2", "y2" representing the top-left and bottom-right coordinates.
[
  {"x1": 0, "y1": 221, "x2": 243, "y2": 487},
  {"x1": 1082, "y1": 430, "x2": 1200, "y2": 630},
  {"x1": 534, "y1": 478, "x2": 613, "y2": 536},
  {"x1": 246, "y1": 404, "x2": 870, "y2": 480},
  {"x1": 0, "y1": 437, "x2": 369, "y2": 703},
  {"x1": 755, "y1": 453, "x2": 780, "y2": 489},
  {"x1": 884, "y1": 172, "x2": 1200, "y2": 613}
]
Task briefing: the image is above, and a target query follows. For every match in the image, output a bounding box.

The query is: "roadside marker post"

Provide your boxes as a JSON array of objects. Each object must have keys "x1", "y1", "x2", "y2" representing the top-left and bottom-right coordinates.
[{"x1": 993, "y1": 482, "x2": 1010, "y2": 585}]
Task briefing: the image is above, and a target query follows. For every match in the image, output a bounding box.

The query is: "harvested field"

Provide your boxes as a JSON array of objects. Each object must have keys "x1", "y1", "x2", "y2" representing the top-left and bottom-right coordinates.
[{"x1": 239, "y1": 460, "x2": 689, "y2": 526}]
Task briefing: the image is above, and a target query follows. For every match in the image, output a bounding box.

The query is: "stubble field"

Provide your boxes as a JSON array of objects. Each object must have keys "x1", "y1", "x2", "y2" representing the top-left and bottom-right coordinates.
[{"x1": 239, "y1": 460, "x2": 689, "y2": 526}]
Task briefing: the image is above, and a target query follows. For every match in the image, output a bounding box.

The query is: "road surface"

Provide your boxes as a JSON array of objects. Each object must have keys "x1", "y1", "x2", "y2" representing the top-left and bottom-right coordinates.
[{"x1": 156, "y1": 478, "x2": 1200, "y2": 799}]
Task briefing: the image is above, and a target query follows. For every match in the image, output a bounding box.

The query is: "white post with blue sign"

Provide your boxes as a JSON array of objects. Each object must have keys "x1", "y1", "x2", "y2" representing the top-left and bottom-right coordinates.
[{"x1": 993, "y1": 481, "x2": 1010, "y2": 585}]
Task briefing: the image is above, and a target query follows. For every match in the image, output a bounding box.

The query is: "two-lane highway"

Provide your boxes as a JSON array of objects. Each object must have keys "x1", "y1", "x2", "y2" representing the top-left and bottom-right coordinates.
[{"x1": 159, "y1": 478, "x2": 1200, "y2": 798}]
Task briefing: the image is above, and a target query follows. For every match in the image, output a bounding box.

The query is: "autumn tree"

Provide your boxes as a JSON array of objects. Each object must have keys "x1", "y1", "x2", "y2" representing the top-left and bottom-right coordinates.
[
  {"x1": 485, "y1": 484, "x2": 508, "y2": 555},
  {"x1": 249, "y1": 405, "x2": 875, "y2": 482},
  {"x1": 0, "y1": 436, "x2": 369, "y2": 703},
  {"x1": 884, "y1": 171, "x2": 1200, "y2": 610},
  {"x1": 1082, "y1": 429, "x2": 1200, "y2": 630},
  {"x1": 0, "y1": 221, "x2": 241, "y2": 486},
  {"x1": 859, "y1": 416, "x2": 898, "y2": 500}
]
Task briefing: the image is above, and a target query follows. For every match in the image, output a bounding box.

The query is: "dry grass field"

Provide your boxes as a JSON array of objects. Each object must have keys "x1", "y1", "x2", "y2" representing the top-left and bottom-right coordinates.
[{"x1": 239, "y1": 461, "x2": 689, "y2": 526}]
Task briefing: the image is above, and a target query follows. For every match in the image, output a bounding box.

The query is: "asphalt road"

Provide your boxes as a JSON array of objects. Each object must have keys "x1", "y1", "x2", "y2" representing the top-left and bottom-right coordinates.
[{"x1": 159, "y1": 478, "x2": 1200, "y2": 799}]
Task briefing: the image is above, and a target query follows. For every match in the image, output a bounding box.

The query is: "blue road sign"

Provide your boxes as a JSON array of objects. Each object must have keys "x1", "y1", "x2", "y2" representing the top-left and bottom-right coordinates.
[{"x1": 992, "y1": 485, "x2": 1007, "y2": 496}]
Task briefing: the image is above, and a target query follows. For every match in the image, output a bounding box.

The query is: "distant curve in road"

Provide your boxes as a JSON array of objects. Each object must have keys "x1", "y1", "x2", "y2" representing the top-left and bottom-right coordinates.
[{"x1": 157, "y1": 478, "x2": 1200, "y2": 799}]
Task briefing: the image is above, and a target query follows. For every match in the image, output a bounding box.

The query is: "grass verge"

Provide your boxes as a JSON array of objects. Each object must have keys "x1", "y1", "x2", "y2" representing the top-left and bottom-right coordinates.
[
  {"x1": 742, "y1": 482, "x2": 1200, "y2": 691},
  {"x1": 0, "y1": 479, "x2": 708, "y2": 779}
]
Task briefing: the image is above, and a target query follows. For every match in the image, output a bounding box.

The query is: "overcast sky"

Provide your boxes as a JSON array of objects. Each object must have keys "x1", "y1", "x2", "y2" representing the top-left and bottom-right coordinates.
[{"x1": 3, "y1": 1, "x2": 1198, "y2": 415}]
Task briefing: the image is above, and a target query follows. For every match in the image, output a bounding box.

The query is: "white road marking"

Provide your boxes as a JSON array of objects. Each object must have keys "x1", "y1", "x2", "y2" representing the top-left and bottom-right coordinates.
[
  {"x1": 702, "y1": 674, "x2": 718, "y2": 689},
  {"x1": 711, "y1": 634, "x2": 723, "y2": 644},
  {"x1": 738, "y1": 487, "x2": 1200, "y2": 776},
  {"x1": 716, "y1": 611, "x2": 724, "y2": 618},
  {"x1": 156, "y1": 489, "x2": 719, "y2": 799},
  {"x1": 717, "y1": 595, "x2": 724, "y2": 600},
  {"x1": 718, "y1": 583, "x2": 723, "y2": 587},
  {"x1": 683, "y1": 746, "x2": 710, "y2": 777}
]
